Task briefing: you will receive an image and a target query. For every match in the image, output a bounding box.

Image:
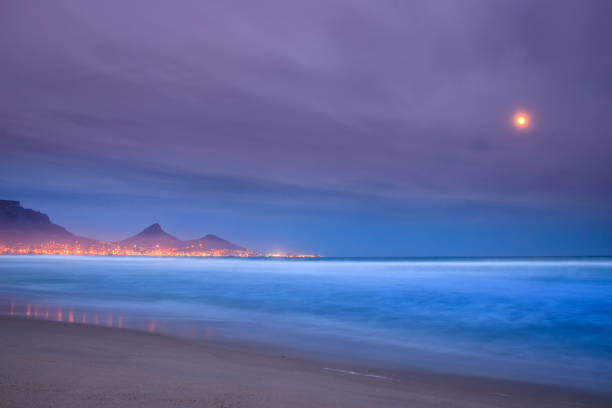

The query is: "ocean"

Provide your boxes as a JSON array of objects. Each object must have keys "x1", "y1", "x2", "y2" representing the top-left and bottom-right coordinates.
[{"x1": 1, "y1": 256, "x2": 611, "y2": 392}]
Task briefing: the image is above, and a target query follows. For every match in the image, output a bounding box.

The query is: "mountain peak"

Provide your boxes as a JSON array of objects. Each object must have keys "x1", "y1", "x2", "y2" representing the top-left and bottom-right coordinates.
[
  {"x1": 118, "y1": 222, "x2": 182, "y2": 248},
  {"x1": 142, "y1": 223, "x2": 164, "y2": 234}
]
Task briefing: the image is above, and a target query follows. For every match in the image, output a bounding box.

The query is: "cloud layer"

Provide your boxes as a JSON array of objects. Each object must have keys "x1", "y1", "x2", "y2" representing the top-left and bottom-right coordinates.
[{"x1": 2, "y1": 0, "x2": 611, "y2": 255}]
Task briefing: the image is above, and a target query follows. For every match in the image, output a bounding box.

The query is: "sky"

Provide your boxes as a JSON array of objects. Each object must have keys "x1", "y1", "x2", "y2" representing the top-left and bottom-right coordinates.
[{"x1": 1, "y1": 0, "x2": 612, "y2": 256}]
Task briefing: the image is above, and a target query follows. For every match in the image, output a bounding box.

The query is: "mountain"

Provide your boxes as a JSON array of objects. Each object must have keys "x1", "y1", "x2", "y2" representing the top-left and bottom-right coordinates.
[
  {"x1": 117, "y1": 223, "x2": 183, "y2": 249},
  {"x1": 184, "y1": 234, "x2": 245, "y2": 252},
  {"x1": 1, "y1": 200, "x2": 254, "y2": 255},
  {"x1": 0, "y1": 200, "x2": 96, "y2": 245},
  {"x1": 118, "y1": 226, "x2": 247, "y2": 253}
]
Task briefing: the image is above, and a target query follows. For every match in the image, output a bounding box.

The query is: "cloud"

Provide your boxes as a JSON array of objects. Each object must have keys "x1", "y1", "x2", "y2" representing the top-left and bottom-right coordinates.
[{"x1": 1, "y1": 0, "x2": 611, "y2": 253}]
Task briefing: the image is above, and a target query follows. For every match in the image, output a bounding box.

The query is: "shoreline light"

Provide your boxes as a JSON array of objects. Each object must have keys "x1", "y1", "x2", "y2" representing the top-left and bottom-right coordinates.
[{"x1": 0, "y1": 242, "x2": 317, "y2": 258}]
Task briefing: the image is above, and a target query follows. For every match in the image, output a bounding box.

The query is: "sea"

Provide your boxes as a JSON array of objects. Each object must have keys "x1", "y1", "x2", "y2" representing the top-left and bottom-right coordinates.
[{"x1": 1, "y1": 256, "x2": 611, "y2": 392}]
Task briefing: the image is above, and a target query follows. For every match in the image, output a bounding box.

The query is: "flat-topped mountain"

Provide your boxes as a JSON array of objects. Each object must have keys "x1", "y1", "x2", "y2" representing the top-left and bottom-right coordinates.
[
  {"x1": 117, "y1": 223, "x2": 184, "y2": 249},
  {"x1": 0, "y1": 200, "x2": 95, "y2": 246}
]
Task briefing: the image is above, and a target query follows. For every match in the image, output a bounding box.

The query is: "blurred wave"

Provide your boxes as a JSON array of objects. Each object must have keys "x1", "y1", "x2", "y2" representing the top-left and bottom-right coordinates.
[{"x1": 1, "y1": 256, "x2": 611, "y2": 391}]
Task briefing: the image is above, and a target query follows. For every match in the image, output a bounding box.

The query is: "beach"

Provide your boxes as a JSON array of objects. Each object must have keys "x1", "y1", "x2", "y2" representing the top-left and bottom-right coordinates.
[
  {"x1": 2, "y1": 257, "x2": 612, "y2": 391},
  {"x1": 1, "y1": 316, "x2": 610, "y2": 408}
]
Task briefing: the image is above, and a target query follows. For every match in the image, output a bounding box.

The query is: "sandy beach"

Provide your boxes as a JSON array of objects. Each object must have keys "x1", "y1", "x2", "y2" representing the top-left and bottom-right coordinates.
[{"x1": 0, "y1": 316, "x2": 610, "y2": 408}]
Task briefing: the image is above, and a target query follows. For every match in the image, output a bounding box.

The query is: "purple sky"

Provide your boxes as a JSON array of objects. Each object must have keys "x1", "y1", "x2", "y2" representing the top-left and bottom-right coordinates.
[{"x1": 2, "y1": 0, "x2": 611, "y2": 256}]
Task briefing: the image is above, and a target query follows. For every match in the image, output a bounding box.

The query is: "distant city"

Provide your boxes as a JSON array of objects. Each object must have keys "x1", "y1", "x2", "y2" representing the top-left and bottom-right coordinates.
[{"x1": 0, "y1": 200, "x2": 316, "y2": 258}]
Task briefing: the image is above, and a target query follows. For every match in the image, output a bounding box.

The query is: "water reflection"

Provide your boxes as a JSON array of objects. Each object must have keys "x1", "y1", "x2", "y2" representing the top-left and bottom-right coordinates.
[{"x1": 1, "y1": 299, "x2": 213, "y2": 343}]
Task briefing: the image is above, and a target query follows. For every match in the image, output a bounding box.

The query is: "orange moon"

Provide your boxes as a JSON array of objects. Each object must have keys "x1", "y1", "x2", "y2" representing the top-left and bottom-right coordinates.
[{"x1": 514, "y1": 113, "x2": 529, "y2": 129}]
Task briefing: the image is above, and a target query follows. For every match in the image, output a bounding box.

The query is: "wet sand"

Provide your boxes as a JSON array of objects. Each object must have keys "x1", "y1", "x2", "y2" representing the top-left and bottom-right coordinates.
[{"x1": 1, "y1": 316, "x2": 610, "y2": 408}]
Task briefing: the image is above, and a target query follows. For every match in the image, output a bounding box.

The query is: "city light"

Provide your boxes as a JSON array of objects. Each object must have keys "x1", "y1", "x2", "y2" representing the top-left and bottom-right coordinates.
[{"x1": 0, "y1": 241, "x2": 317, "y2": 258}]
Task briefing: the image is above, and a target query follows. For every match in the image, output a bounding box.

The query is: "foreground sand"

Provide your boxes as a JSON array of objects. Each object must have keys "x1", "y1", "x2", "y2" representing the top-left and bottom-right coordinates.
[{"x1": 1, "y1": 316, "x2": 610, "y2": 408}]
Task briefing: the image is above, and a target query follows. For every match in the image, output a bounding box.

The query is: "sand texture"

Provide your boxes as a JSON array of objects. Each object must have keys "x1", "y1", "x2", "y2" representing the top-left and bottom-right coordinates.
[{"x1": 1, "y1": 316, "x2": 610, "y2": 408}]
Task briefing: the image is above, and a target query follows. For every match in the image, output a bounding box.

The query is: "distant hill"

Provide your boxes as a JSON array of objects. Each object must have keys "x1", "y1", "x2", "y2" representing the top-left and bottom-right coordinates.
[
  {"x1": 0, "y1": 200, "x2": 96, "y2": 246},
  {"x1": 117, "y1": 223, "x2": 183, "y2": 250},
  {"x1": 184, "y1": 234, "x2": 245, "y2": 252}
]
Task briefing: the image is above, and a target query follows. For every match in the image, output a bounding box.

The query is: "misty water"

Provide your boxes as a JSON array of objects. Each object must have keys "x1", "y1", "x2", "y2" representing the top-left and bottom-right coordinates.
[{"x1": 1, "y1": 256, "x2": 611, "y2": 392}]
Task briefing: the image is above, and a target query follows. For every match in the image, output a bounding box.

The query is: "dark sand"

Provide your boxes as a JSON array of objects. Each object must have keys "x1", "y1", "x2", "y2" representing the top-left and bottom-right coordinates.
[{"x1": 1, "y1": 316, "x2": 610, "y2": 408}]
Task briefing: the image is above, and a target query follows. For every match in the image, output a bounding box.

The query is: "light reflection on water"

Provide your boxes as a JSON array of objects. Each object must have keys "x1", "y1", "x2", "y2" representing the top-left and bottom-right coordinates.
[{"x1": 2, "y1": 299, "x2": 210, "y2": 340}]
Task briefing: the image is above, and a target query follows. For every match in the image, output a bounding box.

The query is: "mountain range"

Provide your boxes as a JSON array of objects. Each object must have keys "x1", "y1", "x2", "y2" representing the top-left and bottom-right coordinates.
[{"x1": 0, "y1": 200, "x2": 250, "y2": 255}]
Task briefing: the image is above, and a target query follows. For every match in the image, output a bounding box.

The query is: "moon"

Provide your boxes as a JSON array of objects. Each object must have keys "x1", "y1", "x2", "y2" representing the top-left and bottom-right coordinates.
[{"x1": 514, "y1": 113, "x2": 529, "y2": 129}]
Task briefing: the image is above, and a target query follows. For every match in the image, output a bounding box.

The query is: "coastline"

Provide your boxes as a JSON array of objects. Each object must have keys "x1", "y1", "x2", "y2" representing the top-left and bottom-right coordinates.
[{"x1": 2, "y1": 316, "x2": 611, "y2": 408}]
